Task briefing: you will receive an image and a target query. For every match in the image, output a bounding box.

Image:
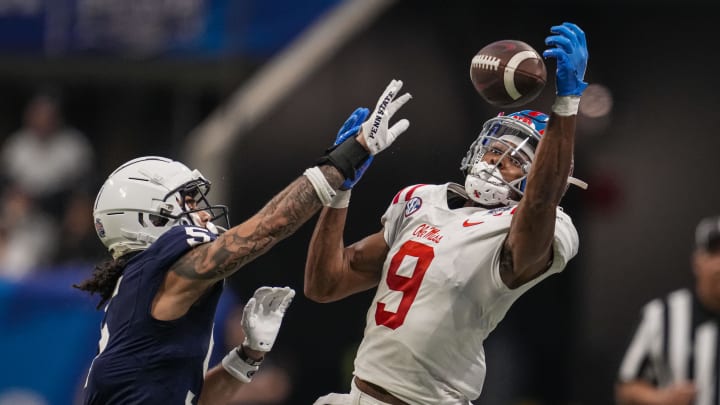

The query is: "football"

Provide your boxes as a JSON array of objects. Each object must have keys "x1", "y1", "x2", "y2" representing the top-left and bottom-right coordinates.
[{"x1": 470, "y1": 39, "x2": 546, "y2": 108}]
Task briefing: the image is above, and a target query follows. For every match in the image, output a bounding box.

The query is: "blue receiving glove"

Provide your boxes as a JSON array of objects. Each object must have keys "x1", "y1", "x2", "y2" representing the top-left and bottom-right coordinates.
[
  {"x1": 543, "y1": 22, "x2": 588, "y2": 97},
  {"x1": 334, "y1": 107, "x2": 372, "y2": 190}
]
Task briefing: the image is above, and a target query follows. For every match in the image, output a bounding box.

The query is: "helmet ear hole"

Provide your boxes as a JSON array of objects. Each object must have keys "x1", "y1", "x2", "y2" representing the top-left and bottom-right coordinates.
[
  {"x1": 136, "y1": 212, "x2": 171, "y2": 228},
  {"x1": 148, "y1": 214, "x2": 169, "y2": 227}
]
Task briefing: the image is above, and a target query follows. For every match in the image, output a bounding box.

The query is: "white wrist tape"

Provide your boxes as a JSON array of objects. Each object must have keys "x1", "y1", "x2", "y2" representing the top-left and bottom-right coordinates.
[
  {"x1": 222, "y1": 348, "x2": 260, "y2": 383},
  {"x1": 329, "y1": 189, "x2": 351, "y2": 209},
  {"x1": 304, "y1": 166, "x2": 337, "y2": 206},
  {"x1": 552, "y1": 96, "x2": 581, "y2": 117}
]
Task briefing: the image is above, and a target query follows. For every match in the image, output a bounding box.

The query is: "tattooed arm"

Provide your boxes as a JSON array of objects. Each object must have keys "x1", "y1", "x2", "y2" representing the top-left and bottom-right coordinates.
[
  {"x1": 177, "y1": 165, "x2": 344, "y2": 279},
  {"x1": 151, "y1": 166, "x2": 343, "y2": 321},
  {"x1": 152, "y1": 80, "x2": 412, "y2": 320}
]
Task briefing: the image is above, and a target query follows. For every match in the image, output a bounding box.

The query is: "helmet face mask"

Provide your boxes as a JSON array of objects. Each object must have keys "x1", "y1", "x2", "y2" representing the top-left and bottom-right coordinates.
[
  {"x1": 163, "y1": 178, "x2": 229, "y2": 231},
  {"x1": 460, "y1": 110, "x2": 548, "y2": 206},
  {"x1": 93, "y1": 156, "x2": 229, "y2": 259}
]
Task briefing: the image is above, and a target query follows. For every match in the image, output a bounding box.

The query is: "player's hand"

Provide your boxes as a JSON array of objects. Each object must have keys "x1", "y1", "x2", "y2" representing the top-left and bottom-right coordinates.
[
  {"x1": 359, "y1": 79, "x2": 412, "y2": 155},
  {"x1": 543, "y1": 22, "x2": 588, "y2": 96},
  {"x1": 241, "y1": 286, "x2": 295, "y2": 352},
  {"x1": 656, "y1": 382, "x2": 696, "y2": 405},
  {"x1": 335, "y1": 107, "x2": 373, "y2": 190}
]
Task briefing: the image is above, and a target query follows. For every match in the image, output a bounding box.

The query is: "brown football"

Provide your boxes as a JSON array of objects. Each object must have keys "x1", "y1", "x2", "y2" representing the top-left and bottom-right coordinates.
[{"x1": 470, "y1": 39, "x2": 546, "y2": 108}]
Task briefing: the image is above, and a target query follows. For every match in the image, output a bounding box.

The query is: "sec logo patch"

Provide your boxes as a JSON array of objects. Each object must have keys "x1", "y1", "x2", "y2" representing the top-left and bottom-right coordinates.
[{"x1": 404, "y1": 197, "x2": 422, "y2": 217}]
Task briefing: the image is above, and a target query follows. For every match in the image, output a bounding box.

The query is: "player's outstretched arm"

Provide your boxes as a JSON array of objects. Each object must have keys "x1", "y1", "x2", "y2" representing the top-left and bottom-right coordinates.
[
  {"x1": 199, "y1": 287, "x2": 294, "y2": 404},
  {"x1": 304, "y1": 219, "x2": 388, "y2": 303},
  {"x1": 168, "y1": 80, "x2": 411, "y2": 288},
  {"x1": 303, "y1": 80, "x2": 411, "y2": 302},
  {"x1": 502, "y1": 22, "x2": 588, "y2": 288}
]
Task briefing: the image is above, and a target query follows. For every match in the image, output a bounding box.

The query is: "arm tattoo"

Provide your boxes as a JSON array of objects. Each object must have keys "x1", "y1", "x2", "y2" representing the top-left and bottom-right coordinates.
[{"x1": 171, "y1": 166, "x2": 345, "y2": 280}]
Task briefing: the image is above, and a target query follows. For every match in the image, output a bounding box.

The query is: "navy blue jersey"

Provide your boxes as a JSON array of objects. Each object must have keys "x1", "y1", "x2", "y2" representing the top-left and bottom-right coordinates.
[{"x1": 83, "y1": 225, "x2": 223, "y2": 405}]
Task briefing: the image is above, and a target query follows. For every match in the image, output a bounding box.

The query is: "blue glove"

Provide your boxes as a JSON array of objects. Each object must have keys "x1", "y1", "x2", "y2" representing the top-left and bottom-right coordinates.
[
  {"x1": 334, "y1": 107, "x2": 372, "y2": 190},
  {"x1": 542, "y1": 22, "x2": 588, "y2": 96}
]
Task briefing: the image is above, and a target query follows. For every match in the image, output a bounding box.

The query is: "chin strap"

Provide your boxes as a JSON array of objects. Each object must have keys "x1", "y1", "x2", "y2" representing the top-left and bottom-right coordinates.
[
  {"x1": 465, "y1": 162, "x2": 516, "y2": 206},
  {"x1": 120, "y1": 229, "x2": 157, "y2": 243},
  {"x1": 111, "y1": 229, "x2": 157, "y2": 259},
  {"x1": 464, "y1": 172, "x2": 588, "y2": 208},
  {"x1": 568, "y1": 176, "x2": 589, "y2": 190}
]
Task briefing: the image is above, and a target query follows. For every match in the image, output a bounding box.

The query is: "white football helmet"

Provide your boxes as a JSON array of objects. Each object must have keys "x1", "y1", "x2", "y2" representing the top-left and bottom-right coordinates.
[
  {"x1": 460, "y1": 110, "x2": 546, "y2": 206},
  {"x1": 460, "y1": 110, "x2": 587, "y2": 206},
  {"x1": 93, "y1": 156, "x2": 229, "y2": 259}
]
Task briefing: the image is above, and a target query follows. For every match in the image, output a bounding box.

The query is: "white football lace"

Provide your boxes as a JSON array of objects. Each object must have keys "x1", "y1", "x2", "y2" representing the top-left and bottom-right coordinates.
[{"x1": 472, "y1": 54, "x2": 500, "y2": 71}]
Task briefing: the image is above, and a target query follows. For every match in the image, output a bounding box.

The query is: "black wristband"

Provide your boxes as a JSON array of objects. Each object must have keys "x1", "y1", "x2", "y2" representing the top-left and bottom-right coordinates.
[
  {"x1": 317, "y1": 137, "x2": 370, "y2": 180},
  {"x1": 237, "y1": 346, "x2": 263, "y2": 366}
]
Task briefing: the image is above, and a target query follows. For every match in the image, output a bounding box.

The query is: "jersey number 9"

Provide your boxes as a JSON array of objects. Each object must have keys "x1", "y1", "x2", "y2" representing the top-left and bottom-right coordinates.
[{"x1": 375, "y1": 241, "x2": 435, "y2": 329}]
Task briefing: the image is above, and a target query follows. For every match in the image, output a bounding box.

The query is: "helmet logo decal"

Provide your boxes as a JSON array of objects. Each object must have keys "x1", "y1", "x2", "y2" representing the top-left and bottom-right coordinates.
[
  {"x1": 508, "y1": 110, "x2": 547, "y2": 135},
  {"x1": 510, "y1": 114, "x2": 533, "y2": 126},
  {"x1": 95, "y1": 218, "x2": 106, "y2": 238},
  {"x1": 404, "y1": 197, "x2": 422, "y2": 217}
]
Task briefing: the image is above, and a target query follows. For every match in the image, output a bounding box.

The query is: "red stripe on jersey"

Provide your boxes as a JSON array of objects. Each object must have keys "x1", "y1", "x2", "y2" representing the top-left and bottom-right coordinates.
[
  {"x1": 392, "y1": 190, "x2": 404, "y2": 204},
  {"x1": 404, "y1": 184, "x2": 427, "y2": 201},
  {"x1": 392, "y1": 184, "x2": 427, "y2": 205}
]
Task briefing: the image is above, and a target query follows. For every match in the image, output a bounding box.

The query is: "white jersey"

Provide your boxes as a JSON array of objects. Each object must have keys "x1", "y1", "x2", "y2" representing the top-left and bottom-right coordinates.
[{"x1": 353, "y1": 183, "x2": 579, "y2": 404}]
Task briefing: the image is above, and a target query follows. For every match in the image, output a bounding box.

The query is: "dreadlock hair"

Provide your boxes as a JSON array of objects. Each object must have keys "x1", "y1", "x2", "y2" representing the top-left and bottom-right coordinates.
[{"x1": 73, "y1": 252, "x2": 139, "y2": 309}]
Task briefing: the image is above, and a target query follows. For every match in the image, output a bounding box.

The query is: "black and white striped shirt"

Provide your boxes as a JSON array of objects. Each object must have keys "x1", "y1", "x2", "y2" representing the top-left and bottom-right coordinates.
[{"x1": 619, "y1": 288, "x2": 720, "y2": 405}]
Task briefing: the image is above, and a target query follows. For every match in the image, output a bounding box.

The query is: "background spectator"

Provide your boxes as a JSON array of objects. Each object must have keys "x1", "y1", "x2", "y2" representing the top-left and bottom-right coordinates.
[
  {"x1": 0, "y1": 186, "x2": 57, "y2": 279},
  {"x1": 0, "y1": 92, "x2": 94, "y2": 218}
]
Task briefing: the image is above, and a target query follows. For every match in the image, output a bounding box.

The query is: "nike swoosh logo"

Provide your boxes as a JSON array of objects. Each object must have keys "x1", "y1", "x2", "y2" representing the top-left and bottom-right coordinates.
[{"x1": 462, "y1": 219, "x2": 484, "y2": 227}]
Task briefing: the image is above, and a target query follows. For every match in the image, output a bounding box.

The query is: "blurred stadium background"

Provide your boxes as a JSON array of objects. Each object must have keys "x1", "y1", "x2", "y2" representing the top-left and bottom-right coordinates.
[{"x1": 1, "y1": 0, "x2": 719, "y2": 404}]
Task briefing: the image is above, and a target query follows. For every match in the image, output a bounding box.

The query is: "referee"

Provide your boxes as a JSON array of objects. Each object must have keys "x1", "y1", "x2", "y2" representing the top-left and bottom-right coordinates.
[{"x1": 617, "y1": 215, "x2": 720, "y2": 405}]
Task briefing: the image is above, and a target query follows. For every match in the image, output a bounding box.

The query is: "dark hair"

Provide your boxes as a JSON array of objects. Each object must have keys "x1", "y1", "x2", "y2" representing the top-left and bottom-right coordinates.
[
  {"x1": 73, "y1": 253, "x2": 139, "y2": 309},
  {"x1": 696, "y1": 216, "x2": 720, "y2": 254}
]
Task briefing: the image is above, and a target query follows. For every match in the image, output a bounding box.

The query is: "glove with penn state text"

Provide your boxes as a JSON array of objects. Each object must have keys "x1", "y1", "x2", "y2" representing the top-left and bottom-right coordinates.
[
  {"x1": 335, "y1": 107, "x2": 372, "y2": 190},
  {"x1": 359, "y1": 79, "x2": 412, "y2": 155},
  {"x1": 241, "y1": 286, "x2": 295, "y2": 352},
  {"x1": 543, "y1": 22, "x2": 589, "y2": 96},
  {"x1": 313, "y1": 80, "x2": 411, "y2": 203}
]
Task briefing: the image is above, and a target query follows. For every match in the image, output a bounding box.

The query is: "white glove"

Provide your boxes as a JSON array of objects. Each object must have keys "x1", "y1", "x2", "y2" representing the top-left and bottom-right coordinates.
[
  {"x1": 359, "y1": 79, "x2": 412, "y2": 155},
  {"x1": 241, "y1": 286, "x2": 295, "y2": 352}
]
